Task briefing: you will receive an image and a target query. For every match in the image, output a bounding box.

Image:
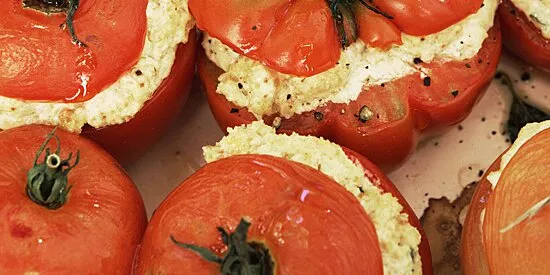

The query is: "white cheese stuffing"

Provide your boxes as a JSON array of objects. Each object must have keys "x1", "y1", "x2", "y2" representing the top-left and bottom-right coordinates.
[
  {"x1": 0, "y1": 0, "x2": 195, "y2": 132},
  {"x1": 203, "y1": 121, "x2": 422, "y2": 275},
  {"x1": 511, "y1": 0, "x2": 550, "y2": 39},
  {"x1": 203, "y1": 0, "x2": 498, "y2": 119},
  {"x1": 487, "y1": 120, "x2": 550, "y2": 187}
]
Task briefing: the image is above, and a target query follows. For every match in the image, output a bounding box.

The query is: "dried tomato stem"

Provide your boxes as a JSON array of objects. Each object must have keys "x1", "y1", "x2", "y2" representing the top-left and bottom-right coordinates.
[
  {"x1": 26, "y1": 128, "x2": 80, "y2": 210},
  {"x1": 327, "y1": 0, "x2": 393, "y2": 48},
  {"x1": 22, "y1": 0, "x2": 86, "y2": 47},
  {"x1": 171, "y1": 219, "x2": 274, "y2": 275}
]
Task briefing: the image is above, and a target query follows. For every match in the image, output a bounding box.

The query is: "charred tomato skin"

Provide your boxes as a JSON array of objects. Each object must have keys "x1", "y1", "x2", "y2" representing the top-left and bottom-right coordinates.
[
  {"x1": 498, "y1": 0, "x2": 550, "y2": 72},
  {"x1": 0, "y1": 125, "x2": 147, "y2": 274},
  {"x1": 198, "y1": 24, "x2": 501, "y2": 171}
]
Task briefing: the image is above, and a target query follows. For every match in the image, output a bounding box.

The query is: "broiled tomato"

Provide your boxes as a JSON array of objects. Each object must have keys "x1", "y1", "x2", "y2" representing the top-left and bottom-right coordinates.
[
  {"x1": 462, "y1": 126, "x2": 550, "y2": 274},
  {"x1": 498, "y1": 0, "x2": 550, "y2": 71},
  {"x1": 136, "y1": 152, "x2": 432, "y2": 274},
  {"x1": 0, "y1": 125, "x2": 147, "y2": 274},
  {"x1": 198, "y1": 24, "x2": 501, "y2": 171},
  {"x1": 0, "y1": 0, "x2": 197, "y2": 165},
  {"x1": 189, "y1": 0, "x2": 481, "y2": 77}
]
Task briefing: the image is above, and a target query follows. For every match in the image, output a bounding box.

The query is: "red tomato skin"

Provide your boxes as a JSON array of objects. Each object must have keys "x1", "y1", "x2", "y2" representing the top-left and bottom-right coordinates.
[
  {"x1": 372, "y1": 0, "x2": 484, "y2": 36},
  {"x1": 81, "y1": 31, "x2": 198, "y2": 165},
  {"x1": 0, "y1": 0, "x2": 148, "y2": 102},
  {"x1": 499, "y1": 0, "x2": 550, "y2": 71},
  {"x1": 0, "y1": 125, "x2": 147, "y2": 274},
  {"x1": 136, "y1": 154, "x2": 384, "y2": 275},
  {"x1": 198, "y1": 24, "x2": 501, "y2": 172}
]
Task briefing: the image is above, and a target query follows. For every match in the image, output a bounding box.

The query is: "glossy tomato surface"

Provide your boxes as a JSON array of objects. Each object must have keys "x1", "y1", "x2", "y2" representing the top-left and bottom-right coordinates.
[
  {"x1": 462, "y1": 128, "x2": 550, "y2": 274},
  {"x1": 137, "y1": 154, "x2": 384, "y2": 274},
  {"x1": 189, "y1": 0, "x2": 481, "y2": 77},
  {"x1": 499, "y1": 0, "x2": 550, "y2": 71},
  {"x1": 199, "y1": 24, "x2": 501, "y2": 171},
  {"x1": 82, "y1": 31, "x2": 198, "y2": 165},
  {"x1": 0, "y1": 0, "x2": 148, "y2": 102},
  {"x1": 0, "y1": 125, "x2": 147, "y2": 274}
]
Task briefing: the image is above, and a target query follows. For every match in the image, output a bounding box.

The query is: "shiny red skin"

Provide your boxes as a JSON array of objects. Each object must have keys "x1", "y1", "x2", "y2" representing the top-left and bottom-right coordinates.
[
  {"x1": 0, "y1": 125, "x2": 147, "y2": 274},
  {"x1": 136, "y1": 149, "x2": 432, "y2": 274},
  {"x1": 82, "y1": 31, "x2": 197, "y2": 165},
  {"x1": 499, "y1": 0, "x2": 550, "y2": 71},
  {"x1": 199, "y1": 24, "x2": 501, "y2": 171}
]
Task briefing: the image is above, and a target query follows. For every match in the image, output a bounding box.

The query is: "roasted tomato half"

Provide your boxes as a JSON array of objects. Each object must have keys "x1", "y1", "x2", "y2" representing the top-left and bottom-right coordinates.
[
  {"x1": 136, "y1": 123, "x2": 432, "y2": 274},
  {"x1": 498, "y1": 0, "x2": 550, "y2": 71},
  {"x1": 0, "y1": 125, "x2": 147, "y2": 273},
  {"x1": 462, "y1": 122, "x2": 550, "y2": 274},
  {"x1": 193, "y1": 0, "x2": 502, "y2": 171},
  {"x1": 0, "y1": 0, "x2": 197, "y2": 164}
]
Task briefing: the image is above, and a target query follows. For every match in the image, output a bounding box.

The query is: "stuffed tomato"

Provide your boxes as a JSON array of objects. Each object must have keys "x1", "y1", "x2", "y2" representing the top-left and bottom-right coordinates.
[
  {"x1": 0, "y1": 0, "x2": 197, "y2": 164},
  {"x1": 499, "y1": 0, "x2": 550, "y2": 71},
  {"x1": 461, "y1": 121, "x2": 550, "y2": 274},
  {"x1": 0, "y1": 125, "x2": 147, "y2": 273},
  {"x1": 136, "y1": 121, "x2": 432, "y2": 274},
  {"x1": 192, "y1": 0, "x2": 502, "y2": 171}
]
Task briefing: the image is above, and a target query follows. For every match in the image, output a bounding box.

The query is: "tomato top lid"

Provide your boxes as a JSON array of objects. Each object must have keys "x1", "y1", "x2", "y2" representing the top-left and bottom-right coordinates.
[
  {"x1": 0, "y1": 0, "x2": 148, "y2": 102},
  {"x1": 189, "y1": 0, "x2": 483, "y2": 77}
]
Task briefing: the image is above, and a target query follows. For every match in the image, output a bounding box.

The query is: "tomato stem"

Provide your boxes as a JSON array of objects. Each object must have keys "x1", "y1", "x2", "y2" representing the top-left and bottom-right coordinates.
[
  {"x1": 171, "y1": 218, "x2": 274, "y2": 275},
  {"x1": 328, "y1": 0, "x2": 393, "y2": 48},
  {"x1": 22, "y1": 0, "x2": 86, "y2": 47},
  {"x1": 26, "y1": 128, "x2": 80, "y2": 210}
]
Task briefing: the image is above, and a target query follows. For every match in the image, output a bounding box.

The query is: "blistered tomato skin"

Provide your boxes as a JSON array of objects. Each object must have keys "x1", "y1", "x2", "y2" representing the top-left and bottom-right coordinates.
[
  {"x1": 499, "y1": 0, "x2": 550, "y2": 71},
  {"x1": 462, "y1": 128, "x2": 550, "y2": 274},
  {"x1": 137, "y1": 155, "x2": 384, "y2": 274},
  {"x1": 198, "y1": 24, "x2": 501, "y2": 171},
  {"x1": 0, "y1": 0, "x2": 148, "y2": 102},
  {"x1": 0, "y1": 125, "x2": 147, "y2": 274}
]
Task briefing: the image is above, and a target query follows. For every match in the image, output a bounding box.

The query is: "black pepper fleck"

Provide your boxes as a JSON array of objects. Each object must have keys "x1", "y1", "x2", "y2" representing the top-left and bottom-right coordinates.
[
  {"x1": 491, "y1": 130, "x2": 497, "y2": 135},
  {"x1": 314, "y1": 111, "x2": 324, "y2": 121},
  {"x1": 451, "y1": 90, "x2": 459, "y2": 97},
  {"x1": 423, "y1": 76, "x2": 431, "y2": 87},
  {"x1": 478, "y1": 170, "x2": 484, "y2": 177},
  {"x1": 413, "y1": 57, "x2": 423, "y2": 64},
  {"x1": 520, "y1": 72, "x2": 531, "y2": 81},
  {"x1": 286, "y1": 94, "x2": 291, "y2": 100},
  {"x1": 238, "y1": 83, "x2": 243, "y2": 89},
  {"x1": 230, "y1": 108, "x2": 239, "y2": 113},
  {"x1": 135, "y1": 70, "x2": 143, "y2": 76},
  {"x1": 381, "y1": 83, "x2": 386, "y2": 87},
  {"x1": 465, "y1": 63, "x2": 472, "y2": 68},
  {"x1": 458, "y1": 125, "x2": 464, "y2": 131},
  {"x1": 251, "y1": 25, "x2": 258, "y2": 30}
]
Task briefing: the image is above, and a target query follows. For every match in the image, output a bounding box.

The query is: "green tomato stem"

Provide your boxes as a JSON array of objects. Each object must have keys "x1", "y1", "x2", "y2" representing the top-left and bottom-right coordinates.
[{"x1": 26, "y1": 128, "x2": 80, "y2": 210}]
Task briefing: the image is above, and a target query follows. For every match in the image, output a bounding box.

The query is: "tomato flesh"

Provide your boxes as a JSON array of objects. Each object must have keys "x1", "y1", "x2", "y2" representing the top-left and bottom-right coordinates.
[
  {"x1": 0, "y1": 0, "x2": 147, "y2": 102},
  {"x1": 483, "y1": 128, "x2": 550, "y2": 274},
  {"x1": 137, "y1": 155, "x2": 384, "y2": 274},
  {"x1": 0, "y1": 125, "x2": 147, "y2": 274}
]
